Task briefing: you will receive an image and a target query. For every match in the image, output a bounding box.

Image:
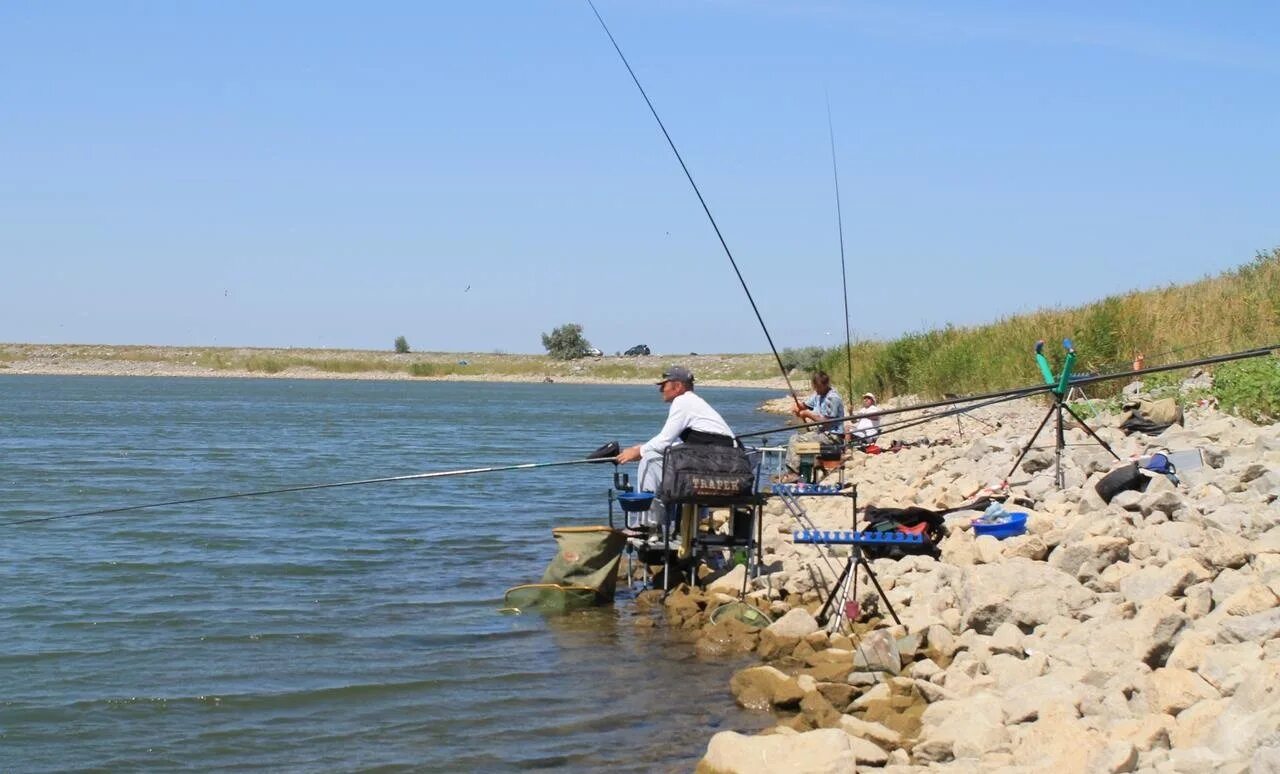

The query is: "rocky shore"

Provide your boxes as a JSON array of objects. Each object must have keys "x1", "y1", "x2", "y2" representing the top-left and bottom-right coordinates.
[{"x1": 646, "y1": 391, "x2": 1280, "y2": 772}]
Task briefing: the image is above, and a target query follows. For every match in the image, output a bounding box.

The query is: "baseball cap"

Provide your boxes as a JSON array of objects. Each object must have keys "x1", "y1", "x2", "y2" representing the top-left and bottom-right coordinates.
[{"x1": 656, "y1": 365, "x2": 695, "y2": 384}]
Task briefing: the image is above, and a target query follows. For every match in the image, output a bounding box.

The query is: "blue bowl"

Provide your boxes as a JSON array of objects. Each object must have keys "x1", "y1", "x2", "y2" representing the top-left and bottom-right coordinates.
[
  {"x1": 617, "y1": 492, "x2": 655, "y2": 513},
  {"x1": 972, "y1": 511, "x2": 1028, "y2": 540}
]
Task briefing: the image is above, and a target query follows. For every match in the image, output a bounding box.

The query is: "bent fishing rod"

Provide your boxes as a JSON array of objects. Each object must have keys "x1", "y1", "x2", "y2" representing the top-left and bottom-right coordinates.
[
  {"x1": 737, "y1": 341, "x2": 1280, "y2": 441},
  {"x1": 1, "y1": 445, "x2": 621, "y2": 528},
  {"x1": 586, "y1": 0, "x2": 802, "y2": 408}
]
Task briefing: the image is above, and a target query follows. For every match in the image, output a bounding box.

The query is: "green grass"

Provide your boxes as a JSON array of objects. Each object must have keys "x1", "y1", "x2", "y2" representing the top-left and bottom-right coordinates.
[{"x1": 817, "y1": 248, "x2": 1280, "y2": 404}]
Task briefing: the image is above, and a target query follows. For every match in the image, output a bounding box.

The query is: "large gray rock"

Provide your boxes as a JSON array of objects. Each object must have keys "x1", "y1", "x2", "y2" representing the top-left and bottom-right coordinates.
[
  {"x1": 852, "y1": 628, "x2": 901, "y2": 675},
  {"x1": 1217, "y1": 607, "x2": 1280, "y2": 644},
  {"x1": 958, "y1": 558, "x2": 1097, "y2": 634},
  {"x1": 1204, "y1": 661, "x2": 1280, "y2": 760},
  {"x1": 1144, "y1": 667, "x2": 1219, "y2": 715},
  {"x1": 698, "y1": 729, "x2": 856, "y2": 774},
  {"x1": 1049, "y1": 535, "x2": 1130, "y2": 580},
  {"x1": 767, "y1": 607, "x2": 820, "y2": 639},
  {"x1": 1118, "y1": 557, "x2": 1210, "y2": 605},
  {"x1": 1131, "y1": 596, "x2": 1189, "y2": 668},
  {"x1": 914, "y1": 694, "x2": 1007, "y2": 762}
]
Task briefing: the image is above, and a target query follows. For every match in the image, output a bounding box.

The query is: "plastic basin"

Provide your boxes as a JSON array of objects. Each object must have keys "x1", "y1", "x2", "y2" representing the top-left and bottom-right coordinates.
[{"x1": 972, "y1": 511, "x2": 1028, "y2": 540}]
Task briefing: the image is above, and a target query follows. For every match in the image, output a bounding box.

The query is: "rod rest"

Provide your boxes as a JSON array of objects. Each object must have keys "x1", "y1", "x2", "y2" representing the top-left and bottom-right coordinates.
[{"x1": 792, "y1": 529, "x2": 928, "y2": 546}]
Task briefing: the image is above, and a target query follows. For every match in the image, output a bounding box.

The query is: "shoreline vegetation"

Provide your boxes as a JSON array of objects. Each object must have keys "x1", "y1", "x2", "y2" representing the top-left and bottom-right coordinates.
[
  {"x1": 820, "y1": 248, "x2": 1280, "y2": 402},
  {"x1": 0, "y1": 344, "x2": 791, "y2": 389}
]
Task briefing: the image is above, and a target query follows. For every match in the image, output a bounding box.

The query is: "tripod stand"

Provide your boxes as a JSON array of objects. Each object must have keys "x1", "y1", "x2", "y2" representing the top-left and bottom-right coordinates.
[{"x1": 1007, "y1": 339, "x2": 1120, "y2": 488}]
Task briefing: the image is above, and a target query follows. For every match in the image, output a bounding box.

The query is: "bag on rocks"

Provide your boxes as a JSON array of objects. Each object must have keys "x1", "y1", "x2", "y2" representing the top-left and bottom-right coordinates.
[
  {"x1": 1095, "y1": 462, "x2": 1150, "y2": 504},
  {"x1": 1119, "y1": 398, "x2": 1184, "y2": 436},
  {"x1": 859, "y1": 505, "x2": 947, "y2": 559}
]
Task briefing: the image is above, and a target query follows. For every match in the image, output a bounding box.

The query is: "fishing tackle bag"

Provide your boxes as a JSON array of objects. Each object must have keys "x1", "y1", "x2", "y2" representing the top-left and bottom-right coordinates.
[
  {"x1": 660, "y1": 440, "x2": 756, "y2": 506},
  {"x1": 859, "y1": 505, "x2": 946, "y2": 560}
]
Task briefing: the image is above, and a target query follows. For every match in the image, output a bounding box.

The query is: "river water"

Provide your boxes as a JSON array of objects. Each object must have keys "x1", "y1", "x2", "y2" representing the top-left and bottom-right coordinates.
[{"x1": 0, "y1": 376, "x2": 779, "y2": 771}]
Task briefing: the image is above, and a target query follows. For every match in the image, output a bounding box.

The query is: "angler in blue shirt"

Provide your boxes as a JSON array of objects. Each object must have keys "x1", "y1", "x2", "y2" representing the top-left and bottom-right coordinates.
[{"x1": 783, "y1": 371, "x2": 848, "y2": 476}]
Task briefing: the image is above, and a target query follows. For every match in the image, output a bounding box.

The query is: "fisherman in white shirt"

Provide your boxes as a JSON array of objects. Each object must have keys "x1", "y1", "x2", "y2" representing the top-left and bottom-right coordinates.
[{"x1": 616, "y1": 365, "x2": 734, "y2": 525}]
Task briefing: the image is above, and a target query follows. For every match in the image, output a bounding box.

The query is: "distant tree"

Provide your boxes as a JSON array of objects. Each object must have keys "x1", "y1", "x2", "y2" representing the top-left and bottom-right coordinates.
[
  {"x1": 394, "y1": 335, "x2": 410, "y2": 354},
  {"x1": 780, "y1": 346, "x2": 827, "y2": 373},
  {"x1": 541, "y1": 323, "x2": 591, "y2": 360}
]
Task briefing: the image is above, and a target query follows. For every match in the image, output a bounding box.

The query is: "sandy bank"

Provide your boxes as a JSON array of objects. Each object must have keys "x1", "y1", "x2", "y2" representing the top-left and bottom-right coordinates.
[{"x1": 0, "y1": 343, "x2": 792, "y2": 390}]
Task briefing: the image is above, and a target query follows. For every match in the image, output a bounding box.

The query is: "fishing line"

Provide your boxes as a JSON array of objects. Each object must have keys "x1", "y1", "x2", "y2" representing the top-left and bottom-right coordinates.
[
  {"x1": 585, "y1": 0, "x2": 802, "y2": 406},
  {"x1": 826, "y1": 93, "x2": 855, "y2": 403},
  {"x1": 1, "y1": 456, "x2": 612, "y2": 528}
]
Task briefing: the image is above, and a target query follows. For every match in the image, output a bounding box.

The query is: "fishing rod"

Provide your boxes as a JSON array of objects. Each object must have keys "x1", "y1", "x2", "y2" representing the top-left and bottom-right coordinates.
[
  {"x1": 585, "y1": 0, "x2": 802, "y2": 408},
  {"x1": 737, "y1": 341, "x2": 1279, "y2": 441},
  {"x1": 826, "y1": 95, "x2": 855, "y2": 404},
  {"x1": 738, "y1": 381, "x2": 1053, "y2": 440},
  {"x1": 1, "y1": 445, "x2": 621, "y2": 528}
]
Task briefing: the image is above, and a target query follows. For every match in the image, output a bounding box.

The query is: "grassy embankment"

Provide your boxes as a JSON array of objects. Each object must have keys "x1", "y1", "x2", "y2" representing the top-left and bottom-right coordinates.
[{"x1": 817, "y1": 249, "x2": 1280, "y2": 412}]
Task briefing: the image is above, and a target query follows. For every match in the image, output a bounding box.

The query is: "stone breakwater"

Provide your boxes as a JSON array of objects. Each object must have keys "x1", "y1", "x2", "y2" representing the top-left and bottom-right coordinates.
[{"x1": 651, "y1": 397, "x2": 1280, "y2": 773}]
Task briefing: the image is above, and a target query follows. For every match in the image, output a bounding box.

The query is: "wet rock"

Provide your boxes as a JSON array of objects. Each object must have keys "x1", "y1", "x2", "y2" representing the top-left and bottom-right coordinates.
[
  {"x1": 697, "y1": 728, "x2": 855, "y2": 774},
  {"x1": 800, "y1": 690, "x2": 843, "y2": 729},
  {"x1": 756, "y1": 629, "x2": 801, "y2": 661},
  {"x1": 695, "y1": 618, "x2": 761, "y2": 659},
  {"x1": 729, "y1": 665, "x2": 805, "y2": 710}
]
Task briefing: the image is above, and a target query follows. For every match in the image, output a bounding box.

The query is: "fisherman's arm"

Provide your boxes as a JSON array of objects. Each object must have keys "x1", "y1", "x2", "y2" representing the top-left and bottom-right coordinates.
[{"x1": 617, "y1": 403, "x2": 688, "y2": 463}]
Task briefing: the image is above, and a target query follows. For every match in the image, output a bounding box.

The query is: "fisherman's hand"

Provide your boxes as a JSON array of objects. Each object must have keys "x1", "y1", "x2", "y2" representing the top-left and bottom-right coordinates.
[{"x1": 615, "y1": 445, "x2": 642, "y2": 464}]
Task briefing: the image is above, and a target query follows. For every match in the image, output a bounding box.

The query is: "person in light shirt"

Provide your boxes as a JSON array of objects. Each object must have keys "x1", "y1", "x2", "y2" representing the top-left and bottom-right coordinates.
[
  {"x1": 850, "y1": 392, "x2": 882, "y2": 445},
  {"x1": 615, "y1": 365, "x2": 734, "y2": 525}
]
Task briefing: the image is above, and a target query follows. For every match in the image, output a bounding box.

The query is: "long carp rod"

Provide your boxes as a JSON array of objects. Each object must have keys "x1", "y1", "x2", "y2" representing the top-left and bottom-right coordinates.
[
  {"x1": 737, "y1": 341, "x2": 1280, "y2": 441},
  {"x1": 0, "y1": 451, "x2": 619, "y2": 528},
  {"x1": 827, "y1": 95, "x2": 855, "y2": 404},
  {"x1": 586, "y1": 0, "x2": 802, "y2": 408}
]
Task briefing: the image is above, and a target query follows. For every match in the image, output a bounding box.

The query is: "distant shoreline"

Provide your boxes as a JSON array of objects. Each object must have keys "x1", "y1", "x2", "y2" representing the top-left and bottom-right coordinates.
[{"x1": 0, "y1": 343, "x2": 791, "y2": 391}]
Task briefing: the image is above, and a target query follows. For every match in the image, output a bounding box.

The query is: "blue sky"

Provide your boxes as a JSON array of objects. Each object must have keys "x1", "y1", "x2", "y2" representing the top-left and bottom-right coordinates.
[{"x1": 2, "y1": 1, "x2": 1276, "y2": 354}]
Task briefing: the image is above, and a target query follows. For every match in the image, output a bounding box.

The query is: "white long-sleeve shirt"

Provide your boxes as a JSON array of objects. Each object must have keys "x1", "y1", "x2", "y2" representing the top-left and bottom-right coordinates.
[{"x1": 639, "y1": 391, "x2": 734, "y2": 457}]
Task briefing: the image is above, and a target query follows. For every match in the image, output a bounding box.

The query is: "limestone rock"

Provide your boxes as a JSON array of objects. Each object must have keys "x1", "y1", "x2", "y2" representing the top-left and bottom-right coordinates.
[
  {"x1": 1010, "y1": 704, "x2": 1108, "y2": 773},
  {"x1": 974, "y1": 534, "x2": 1003, "y2": 564},
  {"x1": 707, "y1": 564, "x2": 748, "y2": 594},
  {"x1": 914, "y1": 694, "x2": 1007, "y2": 762},
  {"x1": 1216, "y1": 607, "x2": 1280, "y2": 644},
  {"x1": 1132, "y1": 596, "x2": 1189, "y2": 668},
  {"x1": 852, "y1": 628, "x2": 901, "y2": 675},
  {"x1": 958, "y1": 558, "x2": 1097, "y2": 634},
  {"x1": 767, "y1": 607, "x2": 820, "y2": 639},
  {"x1": 1145, "y1": 667, "x2": 1219, "y2": 715},
  {"x1": 1118, "y1": 557, "x2": 1210, "y2": 605},
  {"x1": 698, "y1": 729, "x2": 856, "y2": 774}
]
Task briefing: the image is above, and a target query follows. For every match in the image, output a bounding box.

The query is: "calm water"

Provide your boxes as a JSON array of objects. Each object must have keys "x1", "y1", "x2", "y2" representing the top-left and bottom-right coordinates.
[{"x1": 0, "y1": 376, "x2": 778, "y2": 772}]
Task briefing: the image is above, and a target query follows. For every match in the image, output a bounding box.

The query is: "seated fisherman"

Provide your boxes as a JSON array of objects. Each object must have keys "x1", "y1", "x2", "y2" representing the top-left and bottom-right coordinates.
[
  {"x1": 850, "y1": 392, "x2": 882, "y2": 445},
  {"x1": 615, "y1": 366, "x2": 734, "y2": 526},
  {"x1": 784, "y1": 371, "x2": 847, "y2": 475}
]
